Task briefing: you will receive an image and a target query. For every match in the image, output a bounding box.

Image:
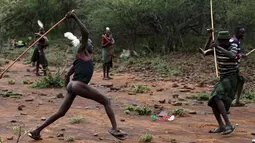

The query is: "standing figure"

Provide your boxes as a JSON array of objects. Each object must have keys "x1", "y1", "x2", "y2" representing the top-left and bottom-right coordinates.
[
  {"x1": 102, "y1": 27, "x2": 114, "y2": 80},
  {"x1": 230, "y1": 27, "x2": 246, "y2": 107},
  {"x1": 31, "y1": 28, "x2": 49, "y2": 76},
  {"x1": 28, "y1": 12, "x2": 127, "y2": 141},
  {"x1": 204, "y1": 31, "x2": 240, "y2": 134}
]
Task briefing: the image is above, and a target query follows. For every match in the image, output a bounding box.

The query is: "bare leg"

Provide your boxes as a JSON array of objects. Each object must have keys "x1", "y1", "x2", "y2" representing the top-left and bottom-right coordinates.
[
  {"x1": 212, "y1": 103, "x2": 225, "y2": 128},
  {"x1": 103, "y1": 63, "x2": 108, "y2": 80},
  {"x1": 71, "y1": 81, "x2": 127, "y2": 140},
  {"x1": 42, "y1": 65, "x2": 47, "y2": 76},
  {"x1": 72, "y1": 81, "x2": 117, "y2": 129},
  {"x1": 36, "y1": 61, "x2": 40, "y2": 76},
  {"x1": 209, "y1": 103, "x2": 225, "y2": 133},
  {"x1": 30, "y1": 85, "x2": 76, "y2": 137},
  {"x1": 215, "y1": 99, "x2": 231, "y2": 127},
  {"x1": 235, "y1": 76, "x2": 245, "y2": 106},
  {"x1": 107, "y1": 64, "x2": 111, "y2": 79}
]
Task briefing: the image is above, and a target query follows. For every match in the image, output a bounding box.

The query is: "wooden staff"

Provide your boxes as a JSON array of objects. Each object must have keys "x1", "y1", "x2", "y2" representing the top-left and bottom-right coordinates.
[
  {"x1": 210, "y1": 0, "x2": 219, "y2": 77},
  {"x1": 246, "y1": 48, "x2": 255, "y2": 56},
  {"x1": 0, "y1": 10, "x2": 75, "y2": 79}
]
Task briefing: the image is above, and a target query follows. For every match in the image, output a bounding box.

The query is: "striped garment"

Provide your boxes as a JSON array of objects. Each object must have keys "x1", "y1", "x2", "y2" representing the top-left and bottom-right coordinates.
[
  {"x1": 216, "y1": 44, "x2": 239, "y2": 77},
  {"x1": 229, "y1": 36, "x2": 242, "y2": 61}
]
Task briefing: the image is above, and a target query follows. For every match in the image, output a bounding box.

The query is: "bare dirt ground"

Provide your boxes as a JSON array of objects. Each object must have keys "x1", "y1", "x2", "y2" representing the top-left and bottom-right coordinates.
[{"x1": 0, "y1": 60, "x2": 255, "y2": 143}]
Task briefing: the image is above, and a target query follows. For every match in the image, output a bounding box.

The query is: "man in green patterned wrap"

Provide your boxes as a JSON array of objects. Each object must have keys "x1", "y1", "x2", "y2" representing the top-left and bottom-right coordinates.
[{"x1": 203, "y1": 31, "x2": 239, "y2": 135}]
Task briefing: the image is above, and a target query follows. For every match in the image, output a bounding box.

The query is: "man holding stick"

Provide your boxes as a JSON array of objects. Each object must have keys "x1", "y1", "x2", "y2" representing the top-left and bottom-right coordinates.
[
  {"x1": 204, "y1": 31, "x2": 239, "y2": 134},
  {"x1": 28, "y1": 11, "x2": 127, "y2": 140}
]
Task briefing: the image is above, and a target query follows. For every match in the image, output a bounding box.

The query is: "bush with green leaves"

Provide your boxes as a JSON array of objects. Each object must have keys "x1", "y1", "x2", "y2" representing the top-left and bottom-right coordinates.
[
  {"x1": 125, "y1": 105, "x2": 152, "y2": 116},
  {"x1": 151, "y1": 57, "x2": 181, "y2": 76},
  {"x1": 244, "y1": 91, "x2": 255, "y2": 101},
  {"x1": 31, "y1": 73, "x2": 64, "y2": 88},
  {"x1": 140, "y1": 134, "x2": 153, "y2": 143},
  {"x1": 8, "y1": 79, "x2": 15, "y2": 85},
  {"x1": 172, "y1": 108, "x2": 186, "y2": 117},
  {"x1": 130, "y1": 84, "x2": 151, "y2": 94}
]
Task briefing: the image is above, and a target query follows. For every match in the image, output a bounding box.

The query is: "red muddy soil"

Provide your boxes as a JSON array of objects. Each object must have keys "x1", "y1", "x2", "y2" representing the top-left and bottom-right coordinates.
[{"x1": 0, "y1": 60, "x2": 255, "y2": 143}]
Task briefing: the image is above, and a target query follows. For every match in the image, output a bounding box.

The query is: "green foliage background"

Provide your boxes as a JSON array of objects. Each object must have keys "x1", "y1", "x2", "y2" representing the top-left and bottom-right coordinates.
[{"x1": 0, "y1": 0, "x2": 255, "y2": 53}]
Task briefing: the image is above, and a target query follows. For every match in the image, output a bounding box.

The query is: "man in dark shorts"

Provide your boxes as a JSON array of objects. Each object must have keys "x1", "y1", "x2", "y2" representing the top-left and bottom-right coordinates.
[
  {"x1": 28, "y1": 11, "x2": 127, "y2": 141},
  {"x1": 204, "y1": 31, "x2": 240, "y2": 135}
]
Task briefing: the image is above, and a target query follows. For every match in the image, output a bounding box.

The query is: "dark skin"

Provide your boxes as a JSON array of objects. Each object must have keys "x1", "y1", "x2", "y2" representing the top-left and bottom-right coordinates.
[
  {"x1": 29, "y1": 12, "x2": 127, "y2": 140},
  {"x1": 102, "y1": 30, "x2": 113, "y2": 80},
  {"x1": 201, "y1": 28, "x2": 246, "y2": 106},
  {"x1": 34, "y1": 33, "x2": 49, "y2": 76},
  {"x1": 200, "y1": 29, "x2": 214, "y2": 55},
  {"x1": 233, "y1": 28, "x2": 246, "y2": 106},
  {"x1": 207, "y1": 41, "x2": 236, "y2": 134}
]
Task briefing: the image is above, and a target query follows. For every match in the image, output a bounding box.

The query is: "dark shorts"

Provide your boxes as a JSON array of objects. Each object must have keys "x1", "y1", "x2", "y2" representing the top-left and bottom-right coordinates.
[
  {"x1": 208, "y1": 73, "x2": 240, "y2": 112},
  {"x1": 72, "y1": 59, "x2": 94, "y2": 84}
]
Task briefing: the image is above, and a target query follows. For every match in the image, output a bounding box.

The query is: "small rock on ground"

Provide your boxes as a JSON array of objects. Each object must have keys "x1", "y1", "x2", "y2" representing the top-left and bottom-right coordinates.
[
  {"x1": 172, "y1": 102, "x2": 182, "y2": 106},
  {"x1": 172, "y1": 83, "x2": 179, "y2": 88},
  {"x1": 172, "y1": 94, "x2": 179, "y2": 99},
  {"x1": 41, "y1": 117, "x2": 46, "y2": 121},
  {"x1": 159, "y1": 99, "x2": 166, "y2": 104},
  {"x1": 156, "y1": 88, "x2": 164, "y2": 92},
  {"x1": 25, "y1": 97, "x2": 34, "y2": 102},
  {"x1": 20, "y1": 113, "x2": 27, "y2": 115},
  {"x1": 7, "y1": 136, "x2": 14, "y2": 140},
  {"x1": 189, "y1": 111, "x2": 197, "y2": 114},
  {"x1": 56, "y1": 93, "x2": 64, "y2": 98},
  {"x1": 57, "y1": 133, "x2": 64, "y2": 137}
]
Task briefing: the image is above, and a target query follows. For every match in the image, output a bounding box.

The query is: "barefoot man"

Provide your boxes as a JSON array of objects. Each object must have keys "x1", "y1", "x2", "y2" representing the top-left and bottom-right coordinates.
[
  {"x1": 28, "y1": 11, "x2": 127, "y2": 140},
  {"x1": 102, "y1": 27, "x2": 114, "y2": 80},
  {"x1": 206, "y1": 31, "x2": 240, "y2": 134}
]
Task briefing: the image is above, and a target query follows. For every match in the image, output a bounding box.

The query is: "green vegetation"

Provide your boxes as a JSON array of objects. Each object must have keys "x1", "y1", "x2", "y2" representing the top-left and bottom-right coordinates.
[
  {"x1": 65, "y1": 136, "x2": 75, "y2": 142},
  {"x1": 70, "y1": 117, "x2": 88, "y2": 124},
  {"x1": 172, "y1": 108, "x2": 186, "y2": 117},
  {"x1": 0, "y1": 91, "x2": 22, "y2": 97},
  {"x1": 125, "y1": 105, "x2": 152, "y2": 116},
  {"x1": 8, "y1": 79, "x2": 15, "y2": 85},
  {"x1": 1, "y1": 0, "x2": 255, "y2": 52},
  {"x1": 169, "y1": 138, "x2": 177, "y2": 143},
  {"x1": 23, "y1": 79, "x2": 33, "y2": 85},
  {"x1": 244, "y1": 91, "x2": 255, "y2": 101},
  {"x1": 140, "y1": 134, "x2": 153, "y2": 143},
  {"x1": 31, "y1": 73, "x2": 64, "y2": 88},
  {"x1": 130, "y1": 84, "x2": 151, "y2": 94}
]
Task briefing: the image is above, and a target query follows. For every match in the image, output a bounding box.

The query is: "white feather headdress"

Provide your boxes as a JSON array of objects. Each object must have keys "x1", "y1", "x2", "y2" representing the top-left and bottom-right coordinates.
[
  {"x1": 37, "y1": 20, "x2": 44, "y2": 29},
  {"x1": 64, "y1": 32, "x2": 80, "y2": 47}
]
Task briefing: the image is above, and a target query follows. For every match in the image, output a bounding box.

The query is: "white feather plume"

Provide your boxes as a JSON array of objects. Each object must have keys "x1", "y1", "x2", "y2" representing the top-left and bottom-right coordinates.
[
  {"x1": 37, "y1": 20, "x2": 44, "y2": 29},
  {"x1": 64, "y1": 32, "x2": 80, "y2": 47}
]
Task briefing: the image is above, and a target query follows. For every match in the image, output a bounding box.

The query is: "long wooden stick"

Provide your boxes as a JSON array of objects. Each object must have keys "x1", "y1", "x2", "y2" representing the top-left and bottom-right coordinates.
[
  {"x1": 0, "y1": 10, "x2": 74, "y2": 79},
  {"x1": 210, "y1": 0, "x2": 219, "y2": 77},
  {"x1": 246, "y1": 48, "x2": 255, "y2": 56}
]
